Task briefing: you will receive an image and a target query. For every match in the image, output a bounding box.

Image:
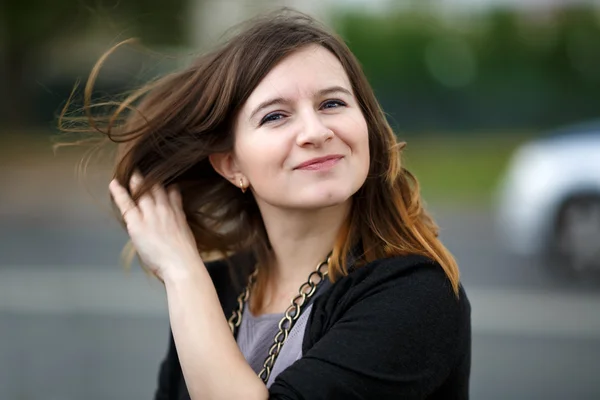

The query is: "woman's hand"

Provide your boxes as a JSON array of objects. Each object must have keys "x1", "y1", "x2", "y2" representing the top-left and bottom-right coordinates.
[{"x1": 109, "y1": 172, "x2": 201, "y2": 281}]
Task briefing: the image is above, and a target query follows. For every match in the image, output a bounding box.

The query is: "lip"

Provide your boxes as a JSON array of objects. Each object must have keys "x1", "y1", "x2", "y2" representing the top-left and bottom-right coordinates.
[{"x1": 294, "y1": 154, "x2": 344, "y2": 170}]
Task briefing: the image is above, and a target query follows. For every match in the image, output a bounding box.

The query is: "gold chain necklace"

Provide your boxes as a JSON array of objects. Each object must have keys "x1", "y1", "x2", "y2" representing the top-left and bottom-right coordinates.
[{"x1": 228, "y1": 255, "x2": 330, "y2": 384}]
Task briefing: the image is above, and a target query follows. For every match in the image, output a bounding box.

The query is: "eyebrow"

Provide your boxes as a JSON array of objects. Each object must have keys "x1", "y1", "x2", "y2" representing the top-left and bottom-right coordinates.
[{"x1": 249, "y1": 85, "x2": 353, "y2": 121}]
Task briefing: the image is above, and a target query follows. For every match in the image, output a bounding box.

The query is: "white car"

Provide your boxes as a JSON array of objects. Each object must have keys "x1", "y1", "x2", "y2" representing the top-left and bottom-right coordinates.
[{"x1": 494, "y1": 121, "x2": 600, "y2": 271}]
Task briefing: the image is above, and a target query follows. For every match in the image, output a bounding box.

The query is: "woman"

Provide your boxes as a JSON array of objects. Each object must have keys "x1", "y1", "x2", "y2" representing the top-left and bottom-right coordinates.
[{"x1": 71, "y1": 9, "x2": 471, "y2": 399}]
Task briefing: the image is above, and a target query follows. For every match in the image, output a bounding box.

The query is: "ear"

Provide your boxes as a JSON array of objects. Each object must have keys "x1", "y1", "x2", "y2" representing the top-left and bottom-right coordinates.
[{"x1": 209, "y1": 152, "x2": 243, "y2": 186}]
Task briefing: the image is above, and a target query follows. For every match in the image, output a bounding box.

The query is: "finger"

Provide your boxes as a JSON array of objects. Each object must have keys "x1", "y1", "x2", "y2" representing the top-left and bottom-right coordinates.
[
  {"x1": 168, "y1": 184, "x2": 183, "y2": 211},
  {"x1": 129, "y1": 171, "x2": 144, "y2": 194},
  {"x1": 152, "y1": 183, "x2": 169, "y2": 207},
  {"x1": 109, "y1": 179, "x2": 140, "y2": 221},
  {"x1": 130, "y1": 171, "x2": 154, "y2": 210}
]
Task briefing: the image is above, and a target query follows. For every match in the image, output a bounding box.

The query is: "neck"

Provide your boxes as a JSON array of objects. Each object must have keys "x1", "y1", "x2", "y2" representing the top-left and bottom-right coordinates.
[{"x1": 257, "y1": 200, "x2": 350, "y2": 288}]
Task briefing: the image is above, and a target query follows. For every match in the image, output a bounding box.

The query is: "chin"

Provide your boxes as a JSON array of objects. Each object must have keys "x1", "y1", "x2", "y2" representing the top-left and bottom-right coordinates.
[{"x1": 293, "y1": 188, "x2": 354, "y2": 209}]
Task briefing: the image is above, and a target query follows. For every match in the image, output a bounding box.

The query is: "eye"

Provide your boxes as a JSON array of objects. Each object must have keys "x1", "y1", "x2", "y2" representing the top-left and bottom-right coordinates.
[
  {"x1": 260, "y1": 112, "x2": 286, "y2": 126},
  {"x1": 321, "y1": 99, "x2": 347, "y2": 109}
]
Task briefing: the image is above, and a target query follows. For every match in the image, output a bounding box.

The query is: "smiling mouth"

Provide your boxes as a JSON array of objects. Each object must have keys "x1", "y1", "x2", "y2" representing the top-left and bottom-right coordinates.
[{"x1": 295, "y1": 155, "x2": 343, "y2": 171}]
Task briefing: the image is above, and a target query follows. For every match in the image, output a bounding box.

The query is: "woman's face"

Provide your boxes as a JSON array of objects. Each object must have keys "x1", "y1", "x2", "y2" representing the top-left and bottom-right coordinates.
[{"x1": 233, "y1": 44, "x2": 369, "y2": 210}]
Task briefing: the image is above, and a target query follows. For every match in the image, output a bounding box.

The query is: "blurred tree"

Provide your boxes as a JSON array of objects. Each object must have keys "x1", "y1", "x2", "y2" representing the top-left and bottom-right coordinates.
[
  {"x1": 0, "y1": 0, "x2": 189, "y2": 129},
  {"x1": 333, "y1": 4, "x2": 600, "y2": 133}
]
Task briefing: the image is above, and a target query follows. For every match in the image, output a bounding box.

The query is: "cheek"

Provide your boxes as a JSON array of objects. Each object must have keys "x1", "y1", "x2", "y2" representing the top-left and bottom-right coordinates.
[
  {"x1": 349, "y1": 118, "x2": 370, "y2": 177},
  {"x1": 342, "y1": 116, "x2": 369, "y2": 158},
  {"x1": 359, "y1": 132, "x2": 370, "y2": 174},
  {"x1": 237, "y1": 135, "x2": 289, "y2": 178}
]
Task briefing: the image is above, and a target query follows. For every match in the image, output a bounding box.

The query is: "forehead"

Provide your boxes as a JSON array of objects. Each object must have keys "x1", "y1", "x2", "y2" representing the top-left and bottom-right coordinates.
[{"x1": 244, "y1": 45, "x2": 351, "y2": 107}]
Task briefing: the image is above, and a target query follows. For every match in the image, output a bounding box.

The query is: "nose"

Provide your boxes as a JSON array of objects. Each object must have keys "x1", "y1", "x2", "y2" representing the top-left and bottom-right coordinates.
[{"x1": 295, "y1": 109, "x2": 334, "y2": 148}]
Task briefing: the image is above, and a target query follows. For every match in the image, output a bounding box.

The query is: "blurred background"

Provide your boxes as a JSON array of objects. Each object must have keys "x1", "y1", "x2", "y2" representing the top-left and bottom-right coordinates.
[{"x1": 1, "y1": 0, "x2": 600, "y2": 399}]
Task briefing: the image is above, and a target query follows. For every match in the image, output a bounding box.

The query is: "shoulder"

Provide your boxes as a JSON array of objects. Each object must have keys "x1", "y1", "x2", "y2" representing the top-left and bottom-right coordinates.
[
  {"x1": 355, "y1": 254, "x2": 453, "y2": 286},
  {"x1": 329, "y1": 254, "x2": 466, "y2": 308},
  {"x1": 307, "y1": 254, "x2": 470, "y2": 346},
  {"x1": 274, "y1": 255, "x2": 471, "y2": 398}
]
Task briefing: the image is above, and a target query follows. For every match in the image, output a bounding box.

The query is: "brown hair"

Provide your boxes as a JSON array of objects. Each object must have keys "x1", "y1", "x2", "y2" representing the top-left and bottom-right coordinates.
[{"x1": 59, "y1": 8, "x2": 460, "y2": 308}]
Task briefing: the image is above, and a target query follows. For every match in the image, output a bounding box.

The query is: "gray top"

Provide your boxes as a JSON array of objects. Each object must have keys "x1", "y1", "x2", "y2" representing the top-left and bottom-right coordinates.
[
  {"x1": 237, "y1": 280, "x2": 330, "y2": 388},
  {"x1": 237, "y1": 302, "x2": 315, "y2": 388},
  {"x1": 236, "y1": 304, "x2": 283, "y2": 377}
]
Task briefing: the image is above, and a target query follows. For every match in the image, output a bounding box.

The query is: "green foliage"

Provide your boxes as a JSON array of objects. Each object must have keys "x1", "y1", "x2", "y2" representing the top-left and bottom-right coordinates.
[
  {"x1": 1, "y1": 0, "x2": 190, "y2": 128},
  {"x1": 332, "y1": 6, "x2": 600, "y2": 132},
  {"x1": 4, "y1": 0, "x2": 188, "y2": 48},
  {"x1": 5, "y1": 0, "x2": 76, "y2": 47}
]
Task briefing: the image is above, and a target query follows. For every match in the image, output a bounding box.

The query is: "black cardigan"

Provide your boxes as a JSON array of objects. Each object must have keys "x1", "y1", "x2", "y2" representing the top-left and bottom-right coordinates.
[{"x1": 154, "y1": 254, "x2": 471, "y2": 399}]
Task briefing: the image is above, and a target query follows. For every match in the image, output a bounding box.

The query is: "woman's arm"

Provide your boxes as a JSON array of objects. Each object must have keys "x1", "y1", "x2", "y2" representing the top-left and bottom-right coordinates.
[
  {"x1": 163, "y1": 263, "x2": 268, "y2": 400},
  {"x1": 109, "y1": 174, "x2": 267, "y2": 400}
]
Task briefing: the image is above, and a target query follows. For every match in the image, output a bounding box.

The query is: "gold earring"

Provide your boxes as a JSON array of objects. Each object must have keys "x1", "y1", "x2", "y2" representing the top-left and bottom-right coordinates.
[{"x1": 239, "y1": 178, "x2": 247, "y2": 193}]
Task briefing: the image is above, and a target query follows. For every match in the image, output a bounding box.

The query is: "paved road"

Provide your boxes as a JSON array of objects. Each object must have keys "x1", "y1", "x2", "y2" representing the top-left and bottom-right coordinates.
[
  {"x1": 2, "y1": 203, "x2": 597, "y2": 291},
  {"x1": 1, "y1": 167, "x2": 599, "y2": 399},
  {"x1": 2, "y1": 308, "x2": 599, "y2": 400}
]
